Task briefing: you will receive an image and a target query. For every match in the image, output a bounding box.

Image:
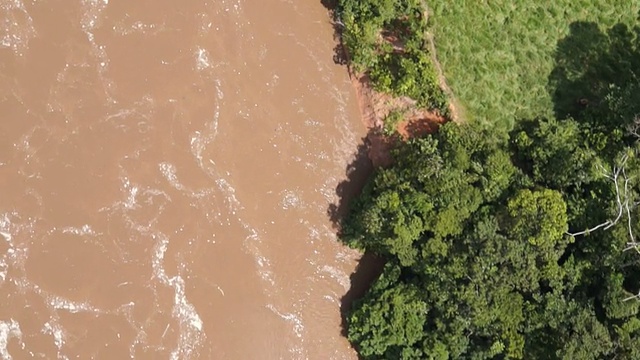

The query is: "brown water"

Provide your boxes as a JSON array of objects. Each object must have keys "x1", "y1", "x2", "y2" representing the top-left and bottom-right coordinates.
[{"x1": 0, "y1": 0, "x2": 366, "y2": 358}]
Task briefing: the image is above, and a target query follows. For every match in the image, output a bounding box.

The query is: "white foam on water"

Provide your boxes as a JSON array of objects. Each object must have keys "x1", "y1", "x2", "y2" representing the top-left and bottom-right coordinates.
[
  {"x1": 283, "y1": 26, "x2": 360, "y2": 170},
  {"x1": 319, "y1": 177, "x2": 338, "y2": 204},
  {"x1": 190, "y1": 79, "x2": 221, "y2": 166},
  {"x1": 0, "y1": 214, "x2": 106, "y2": 331},
  {"x1": 195, "y1": 12, "x2": 213, "y2": 35},
  {"x1": 0, "y1": 319, "x2": 22, "y2": 360},
  {"x1": 242, "y1": 229, "x2": 275, "y2": 287},
  {"x1": 0, "y1": 232, "x2": 11, "y2": 242},
  {"x1": 45, "y1": 293, "x2": 103, "y2": 314},
  {"x1": 190, "y1": 92, "x2": 282, "y2": 287},
  {"x1": 60, "y1": 224, "x2": 99, "y2": 236},
  {"x1": 103, "y1": 108, "x2": 136, "y2": 126},
  {"x1": 101, "y1": 174, "x2": 173, "y2": 229},
  {"x1": 114, "y1": 301, "x2": 153, "y2": 360},
  {"x1": 323, "y1": 294, "x2": 339, "y2": 304},
  {"x1": 150, "y1": 232, "x2": 205, "y2": 360},
  {"x1": 41, "y1": 321, "x2": 67, "y2": 360},
  {"x1": 112, "y1": 20, "x2": 165, "y2": 36},
  {"x1": 0, "y1": 212, "x2": 33, "y2": 287},
  {"x1": 128, "y1": 320, "x2": 147, "y2": 359},
  {"x1": 0, "y1": 0, "x2": 36, "y2": 56},
  {"x1": 12, "y1": 126, "x2": 47, "y2": 179},
  {"x1": 80, "y1": 0, "x2": 115, "y2": 102},
  {"x1": 266, "y1": 304, "x2": 304, "y2": 339},
  {"x1": 0, "y1": 215, "x2": 79, "y2": 358},
  {"x1": 100, "y1": 96, "x2": 156, "y2": 136},
  {"x1": 0, "y1": 259, "x2": 6, "y2": 284},
  {"x1": 279, "y1": 189, "x2": 305, "y2": 210},
  {"x1": 213, "y1": 177, "x2": 242, "y2": 214},
  {"x1": 319, "y1": 265, "x2": 350, "y2": 291},
  {"x1": 122, "y1": 177, "x2": 139, "y2": 210},
  {"x1": 265, "y1": 303, "x2": 306, "y2": 359},
  {"x1": 158, "y1": 162, "x2": 214, "y2": 200},
  {"x1": 330, "y1": 89, "x2": 360, "y2": 168},
  {"x1": 265, "y1": 73, "x2": 280, "y2": 91},
  {"x1": 190, "y1": 94, "x2": 239, "y2": 219},
  {"x1": 0, "y1": 229, "x2": 11, "y2": 284},
  {"x1": 176, "y1": 76, "x2": 232, "y2": 187},
  {"x1": 195, "y1": 47, "x2": 211, "y2": 71},
  {"x1": 213, "y1": 0, "x2": 247, "y2": 29},
  {"x1": 158, "y1": 162, "x2": 185, "y2": 191}
]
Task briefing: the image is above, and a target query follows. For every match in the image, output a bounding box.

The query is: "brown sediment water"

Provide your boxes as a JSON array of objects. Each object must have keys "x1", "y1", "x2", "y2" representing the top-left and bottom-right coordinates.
[{"x1": 0, "y1": 0, "x2": 366, "y2": 358}]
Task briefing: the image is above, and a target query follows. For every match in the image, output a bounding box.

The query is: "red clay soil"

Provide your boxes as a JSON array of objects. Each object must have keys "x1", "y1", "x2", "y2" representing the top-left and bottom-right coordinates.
[
  {"x1": 396, "y1": 112, "x2": 446, "y2": 139},
  {"x1": 339, "y1": 4, "x2": 455, "y2": 168},
  {"x1": 347, "y1": 67, "x2": 446, "y2": 167}
]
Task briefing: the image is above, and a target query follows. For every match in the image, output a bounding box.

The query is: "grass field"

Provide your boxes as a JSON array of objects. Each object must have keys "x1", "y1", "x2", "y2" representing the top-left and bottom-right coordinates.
[{"x1": 428, "y1": 1, "x2": 640, "y2": 129}]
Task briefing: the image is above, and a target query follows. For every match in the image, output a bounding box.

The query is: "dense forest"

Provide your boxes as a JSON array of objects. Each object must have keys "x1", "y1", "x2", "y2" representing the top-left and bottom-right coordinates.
[{"x1": 334, "y1": 0, "x2": 640, "y2": 358}]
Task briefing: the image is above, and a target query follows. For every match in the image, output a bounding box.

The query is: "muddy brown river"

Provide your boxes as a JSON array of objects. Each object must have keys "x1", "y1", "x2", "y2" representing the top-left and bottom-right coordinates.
[{"x1": 0, "y1": 0, "x2": 367, "y2": 358}]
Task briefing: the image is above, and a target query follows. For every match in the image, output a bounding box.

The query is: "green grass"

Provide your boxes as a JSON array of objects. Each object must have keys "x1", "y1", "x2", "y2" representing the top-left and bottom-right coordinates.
[{"x1": 428, "y1": 1, "x2": 640, "y2": 129}]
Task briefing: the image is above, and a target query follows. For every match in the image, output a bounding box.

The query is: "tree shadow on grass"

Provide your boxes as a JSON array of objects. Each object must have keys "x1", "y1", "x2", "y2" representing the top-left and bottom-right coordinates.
[{"x1": 548, "y1": 21, "x2": 640, "y2": 128}]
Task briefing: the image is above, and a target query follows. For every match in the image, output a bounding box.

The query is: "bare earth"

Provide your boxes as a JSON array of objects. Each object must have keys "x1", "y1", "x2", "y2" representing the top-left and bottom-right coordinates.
[
  {"x1": 338, "y1": 4, "x2": 460, "y2": 167},
  {"x1": 346, "y1": 66, "x2": 446, "y2": 167}
]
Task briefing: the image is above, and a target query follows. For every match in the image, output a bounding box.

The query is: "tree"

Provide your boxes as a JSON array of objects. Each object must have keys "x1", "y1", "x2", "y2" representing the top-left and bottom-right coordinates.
[
  {"x1": 341, "y1": 119, "x2": 640, "y2": 358},
  {"x1": 339, "y1": 14, "x2": 640, "y2": 360},
  {"x1": 347, "y1": 264, "x2": 427, "y2": 359}
]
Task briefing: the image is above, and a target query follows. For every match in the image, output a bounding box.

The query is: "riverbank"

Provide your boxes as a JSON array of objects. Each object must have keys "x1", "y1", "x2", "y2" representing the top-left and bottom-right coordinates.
[
  {"x1": 345, "y1": 54, "x2": 447, "y2": 168},
  {"x1": 330, "y1": 4, "x2": 452, "y2": 167}
]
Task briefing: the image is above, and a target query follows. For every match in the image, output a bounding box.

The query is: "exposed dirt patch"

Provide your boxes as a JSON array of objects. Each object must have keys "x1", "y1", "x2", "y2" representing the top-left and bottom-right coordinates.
[
  {"x1": 396, "y1": 111, "x2": 446, "y2": 139},
  {"x1": 332, "y1": 3, "x2": 457, "y2": 168},
  {"x1": 347, "y1": 66, "x2": 445, "y2": 167}
]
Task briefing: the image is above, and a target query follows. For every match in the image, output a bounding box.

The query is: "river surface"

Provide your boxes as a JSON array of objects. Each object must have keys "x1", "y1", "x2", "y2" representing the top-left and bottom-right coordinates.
[{"x1": 0, "y1": 0, "x2": 366, "y2": 358}]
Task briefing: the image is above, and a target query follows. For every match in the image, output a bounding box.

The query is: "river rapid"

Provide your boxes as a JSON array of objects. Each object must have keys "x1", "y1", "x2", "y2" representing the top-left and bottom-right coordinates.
[{"x1": 0, "y1": 0, "x2": 367, "y2": 358}]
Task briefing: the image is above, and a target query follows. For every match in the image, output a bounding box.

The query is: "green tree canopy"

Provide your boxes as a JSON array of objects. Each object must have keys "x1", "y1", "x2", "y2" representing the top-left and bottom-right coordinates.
[{"x1": 338, "y1": 10, "x2": 640, "y2": 360}]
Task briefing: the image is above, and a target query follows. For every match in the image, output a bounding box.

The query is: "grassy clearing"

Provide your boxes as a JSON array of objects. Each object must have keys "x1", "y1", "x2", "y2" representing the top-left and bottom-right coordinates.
[{"x1": 428, "y1": 1, "x2": 640, "y2": 129}]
